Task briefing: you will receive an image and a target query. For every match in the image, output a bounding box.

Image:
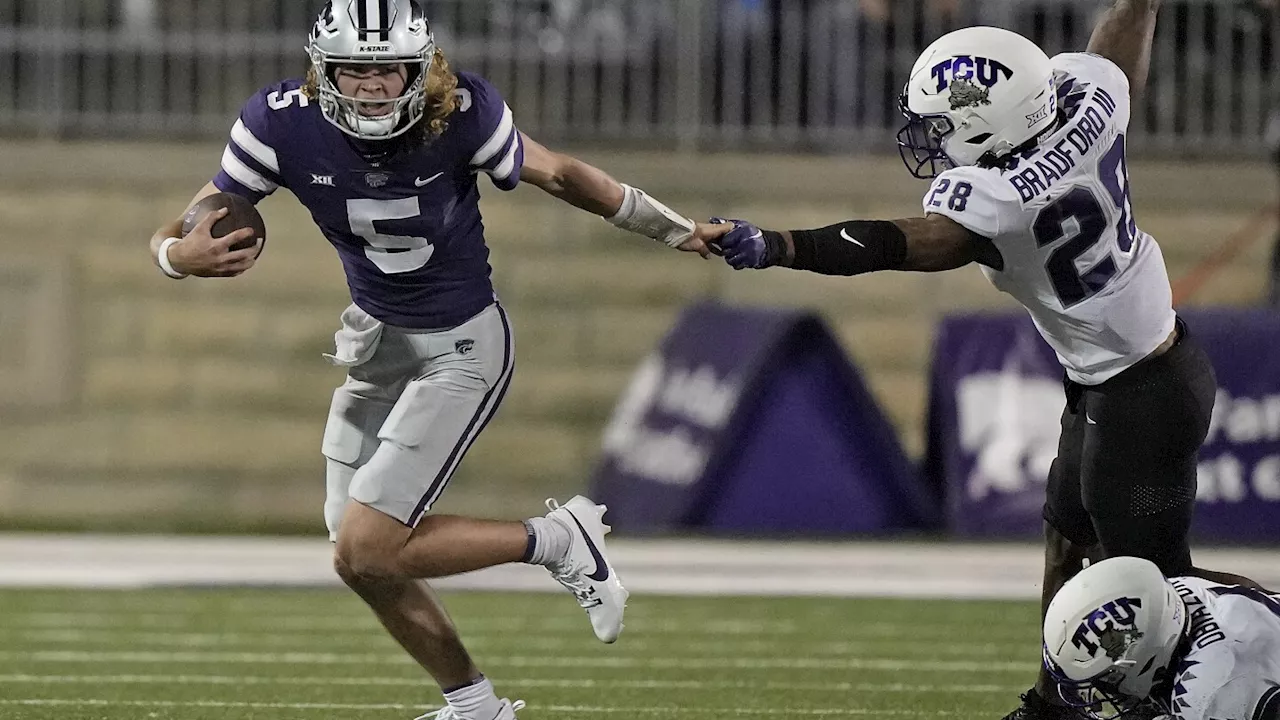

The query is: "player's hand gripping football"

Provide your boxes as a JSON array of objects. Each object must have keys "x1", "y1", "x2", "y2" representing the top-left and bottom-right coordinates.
[
  {"x1": 707, "y1": 218, "x2": 780, "y2": 270},
  {"x1": 169, "y1": 208, "x2": 263, "y2": 278}
]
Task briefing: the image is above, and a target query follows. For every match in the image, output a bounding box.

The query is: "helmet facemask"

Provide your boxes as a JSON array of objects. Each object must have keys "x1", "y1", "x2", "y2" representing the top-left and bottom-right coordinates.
[
  {"x1": 897, "y1": 93, "x2": 957, "y2": 179},
  {"x1": 312, "y1": 55, "x2": 430, "y2": 140},
  {"x1": 1043, "y1": 646, "x2": 1166, "y2": 720}
]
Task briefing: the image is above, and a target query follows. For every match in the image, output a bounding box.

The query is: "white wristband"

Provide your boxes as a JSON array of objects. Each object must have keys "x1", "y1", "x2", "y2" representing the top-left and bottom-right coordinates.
[
  {"x1": 157, "y1": 237, "x2": 189, "y2": 279},
  {"x1": 606, "y1": 184, "x2": 695, "y2": 249}
]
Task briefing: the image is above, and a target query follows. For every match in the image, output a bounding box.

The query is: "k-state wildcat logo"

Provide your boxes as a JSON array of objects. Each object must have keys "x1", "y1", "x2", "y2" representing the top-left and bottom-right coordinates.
[{"x1": 931, "y1": 55, "x2": 1014, "y2": 93}]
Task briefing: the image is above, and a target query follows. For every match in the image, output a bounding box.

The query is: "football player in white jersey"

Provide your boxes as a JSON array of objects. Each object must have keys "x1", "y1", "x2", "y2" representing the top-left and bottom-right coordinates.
[
  {"x1": 1043, "y1": 556, "x2": 1280, "y2": 720},
  {"x1": 702, "y1": 1, "x2": 1270, "y2": 717}
]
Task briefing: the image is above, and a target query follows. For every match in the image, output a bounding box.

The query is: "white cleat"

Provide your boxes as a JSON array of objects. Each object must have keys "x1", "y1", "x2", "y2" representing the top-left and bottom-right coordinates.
[
  {"x1": 543, "y1": 495, "x2": 629, "y2": 643},
  {"x1": 415, "y1": 699, "x2": 525, "y2": 720}
]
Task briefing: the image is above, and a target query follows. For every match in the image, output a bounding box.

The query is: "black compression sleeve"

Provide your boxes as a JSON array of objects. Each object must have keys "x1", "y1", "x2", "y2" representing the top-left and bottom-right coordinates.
[{"x1": 787, "y1": 220, "x2": 908, "y2": 276}]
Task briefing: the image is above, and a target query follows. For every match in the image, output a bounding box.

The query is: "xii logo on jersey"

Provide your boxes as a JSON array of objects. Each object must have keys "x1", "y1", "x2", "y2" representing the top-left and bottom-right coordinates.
[
  {"x1": 931, "y1": 55, "x2": 1014, "y2": 93},
  {"x1": 311, "y1": 174, "x2": 336, "y2": 186}
]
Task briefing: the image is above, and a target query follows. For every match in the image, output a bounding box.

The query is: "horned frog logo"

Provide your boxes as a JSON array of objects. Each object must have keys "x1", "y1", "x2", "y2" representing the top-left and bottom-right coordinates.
[
  {"x1": 1097, "y1": 626, "x2": 1144, "y2": 661},
  {"x1": 949, "y1": 78, "x2": 992, "y2": 110}
]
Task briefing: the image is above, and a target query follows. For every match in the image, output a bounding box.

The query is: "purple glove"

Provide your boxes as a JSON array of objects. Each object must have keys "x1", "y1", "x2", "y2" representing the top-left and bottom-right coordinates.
[{"x1": 711, "y1": 217, "x2": 776, "y2": 270}]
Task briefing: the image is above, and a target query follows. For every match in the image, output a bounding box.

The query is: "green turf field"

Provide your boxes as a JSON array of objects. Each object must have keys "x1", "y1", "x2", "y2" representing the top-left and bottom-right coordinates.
[{"x1": 0, "y1": 588, "x2": 1043, "y2": 719}]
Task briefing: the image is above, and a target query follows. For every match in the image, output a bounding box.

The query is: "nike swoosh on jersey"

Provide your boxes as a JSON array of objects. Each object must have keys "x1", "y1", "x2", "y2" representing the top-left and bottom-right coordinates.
[
  {"x1": 840, "y1": 228, "x2": 866, "y2": 248},
  {"x1": 566, "y1": 511, "x2": 610, "y2": 582},
  {"x1": 415, "y1": 172, "x2": 445, "y2": 187}
]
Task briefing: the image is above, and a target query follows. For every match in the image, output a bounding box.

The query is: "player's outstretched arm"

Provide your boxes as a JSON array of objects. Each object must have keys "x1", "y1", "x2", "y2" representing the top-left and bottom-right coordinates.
[
  {"x1": 1086, "y1": 0, "x2": 1162, "y2": 95},
  {"x1": 517, "y1": 132, "x2": 726, "y2": 258},
  {"x1": 148, "y1": 181, "x2": 259, "y2": 279},
  {"x1": 712, "y1": 213, "x2": 993, "y2": 274}
]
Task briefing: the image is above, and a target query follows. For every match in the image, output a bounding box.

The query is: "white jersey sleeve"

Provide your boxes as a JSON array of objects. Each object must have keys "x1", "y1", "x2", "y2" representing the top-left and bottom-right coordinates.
[
  {"x1": 1053, "y1": 52, "x2": 1131, "y2": 130},
  {"x1": 921, "y1": 165, "x2": 1021, "y2": 240},
  {"x1": 1174, "y1": 674, "x2": 1280, "y2": 720}
]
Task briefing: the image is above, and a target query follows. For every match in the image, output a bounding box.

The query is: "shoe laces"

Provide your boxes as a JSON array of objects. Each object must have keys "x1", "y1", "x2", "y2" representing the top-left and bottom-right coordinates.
[
  {"x1": 415, "y1": 700, "x2": 526, "y2": 720},
  {"x1": 548, "y1": 560, "x2": 602, "y2": 609},
  {"x1": 542, "y1": 499, "x2": 602, "y2": 609}
]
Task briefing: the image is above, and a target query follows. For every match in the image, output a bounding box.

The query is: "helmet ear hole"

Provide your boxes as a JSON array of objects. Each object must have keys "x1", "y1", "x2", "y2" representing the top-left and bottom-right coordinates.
[{"x1": 966, "y1": 133, "x2": 993, "y2": 145}]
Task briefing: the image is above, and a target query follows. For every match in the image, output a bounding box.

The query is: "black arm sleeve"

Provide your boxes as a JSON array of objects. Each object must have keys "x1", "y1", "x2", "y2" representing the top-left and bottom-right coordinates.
[{"x1": 780, "y1": 220, "x2": 908, "y2": 276}]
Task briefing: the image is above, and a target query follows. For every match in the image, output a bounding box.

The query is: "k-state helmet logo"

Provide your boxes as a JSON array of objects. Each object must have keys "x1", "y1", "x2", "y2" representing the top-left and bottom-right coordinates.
[
  {"x1": 931, "y1": 55, "x2": 1014, "y2": 93},
  {"x1": 313, "y1": 1, "x2": 340, "y2": 38},
  {"x1": 1071, "y1": 597, "x2": 1144, "y2": 659}
]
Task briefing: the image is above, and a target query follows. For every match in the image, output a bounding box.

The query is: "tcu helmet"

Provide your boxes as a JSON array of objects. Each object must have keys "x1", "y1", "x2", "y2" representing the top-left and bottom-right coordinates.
[
  {"x1": 1042, "y1": 557, "x2": 1187, "y2": 720},
  {"x1": 898, "y1": 26, "x2": 1058, "y2": 178},
  {"x1": 307, "y1": 0, "x2": 436, "y2": 140}
]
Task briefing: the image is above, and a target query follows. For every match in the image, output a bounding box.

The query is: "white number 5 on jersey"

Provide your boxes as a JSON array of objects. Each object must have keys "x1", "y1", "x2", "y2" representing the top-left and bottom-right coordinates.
[
  {"x1": 267, "y1": 88, "x2": 309, "y2": 110},
  {"x1": 347, "y1": 198, "x2": 435, "y2": 274}
]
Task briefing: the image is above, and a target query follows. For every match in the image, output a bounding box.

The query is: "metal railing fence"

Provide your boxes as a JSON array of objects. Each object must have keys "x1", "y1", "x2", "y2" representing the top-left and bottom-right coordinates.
[{"x1": 0, "y1": 0, "x2": 1274, "y2": 157}]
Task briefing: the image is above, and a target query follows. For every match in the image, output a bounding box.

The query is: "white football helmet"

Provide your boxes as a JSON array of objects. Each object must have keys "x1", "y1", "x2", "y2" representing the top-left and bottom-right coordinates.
[
  {"x1": 898, "y1": 26, "x2": 1058, "y2": 178},
  {"x1": 1043, "y1": 557, "x2": 1187, "y2": 720},
  {"x1": 307, "y1": 0, "x2": 436, "y2": 141}
]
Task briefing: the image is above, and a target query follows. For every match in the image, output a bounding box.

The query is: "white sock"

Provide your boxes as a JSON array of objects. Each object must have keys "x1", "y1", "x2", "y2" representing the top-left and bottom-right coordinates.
[
  {"x1": 521, "y1": 516, "x2": 573, "y2": 566},
  {"x1": 444, "y1": 675, "x2": 503, "y2": 720}
]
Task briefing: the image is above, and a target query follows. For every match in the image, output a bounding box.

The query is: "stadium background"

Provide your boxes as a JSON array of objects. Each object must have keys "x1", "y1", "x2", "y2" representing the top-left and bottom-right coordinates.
[{"x1": 2, "y1": 2, "x2": 1279, "y2": 719}]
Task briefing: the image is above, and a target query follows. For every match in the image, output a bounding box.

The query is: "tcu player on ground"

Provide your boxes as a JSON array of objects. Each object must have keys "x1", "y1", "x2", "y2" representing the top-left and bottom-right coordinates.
[
  {"x1": 1043, "y1": 556, "x2": 1280, "y2": 720},
  {"x1": 146, "y1": 2, "x2": 721, "y2": 718},
  {"x1": 704, "y1": 2, "x2": 1267, "y2": 718}
]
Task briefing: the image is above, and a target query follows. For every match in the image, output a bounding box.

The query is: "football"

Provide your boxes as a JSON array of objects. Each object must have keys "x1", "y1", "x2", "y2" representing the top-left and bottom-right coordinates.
[{"x1": 181, "y1": 191, "x2": 267, "y2": 258}]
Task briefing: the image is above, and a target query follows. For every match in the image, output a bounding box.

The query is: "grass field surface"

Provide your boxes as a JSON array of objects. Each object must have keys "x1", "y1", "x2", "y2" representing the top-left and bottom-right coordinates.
[{"x1": 0, "y1": 588, "x2": 1043, "y2": 720}]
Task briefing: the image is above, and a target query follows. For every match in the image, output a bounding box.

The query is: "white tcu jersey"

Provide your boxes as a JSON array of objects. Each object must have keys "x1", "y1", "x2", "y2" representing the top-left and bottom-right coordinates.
[
  {"x1": 1165, "y1": 577, "x2": 1280, "y2": 720},
  {"x1": 924, "y1": 53, "x2": 1176, "y2": 384}
]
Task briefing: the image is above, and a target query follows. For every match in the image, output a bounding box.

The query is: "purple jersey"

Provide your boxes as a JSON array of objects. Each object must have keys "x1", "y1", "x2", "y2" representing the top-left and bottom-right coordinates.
[{"x1": 213, "y1": 72, "x2": 524, "y2": 329}]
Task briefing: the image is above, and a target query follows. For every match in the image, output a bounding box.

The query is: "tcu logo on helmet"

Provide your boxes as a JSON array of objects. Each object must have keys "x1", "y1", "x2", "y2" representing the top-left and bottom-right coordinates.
[
  {"x1": 931, "y1": 55, "x2": 1014, "y2": 93},
  {"x1": 1071, "y1": 597, "x2": 1144, "y2": 659}
]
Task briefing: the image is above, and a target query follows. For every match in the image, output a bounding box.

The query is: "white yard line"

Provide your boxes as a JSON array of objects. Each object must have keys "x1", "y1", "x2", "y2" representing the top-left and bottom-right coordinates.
[
  {"x1": 3, "y1": 534, "x2": 1276, "y2": 598},
  {"x1": 0, "y1": 650, "x2": 1029, "y2": 672},
  {"x1": 0, "y1": 673, "x2": 1027, "y2": 694},
  {"x1": 0, "y1": 698, "x2": 960, "y2": 716},
  {"x1": 4, "y1": 629, "x2": 1027, "y2": 657},
  {"x1": 1, "y1": 613, "x2": 1019, "y2": 636}
]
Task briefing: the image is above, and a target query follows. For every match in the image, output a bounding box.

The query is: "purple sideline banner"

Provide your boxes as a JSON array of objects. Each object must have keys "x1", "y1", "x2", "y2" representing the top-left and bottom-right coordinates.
[
  {"x1": 926, "y1": 309, "x2": 1280, "y2": 542},
  {"x1": 590, "y1": 302, "x2": 939, "y2": 535}
]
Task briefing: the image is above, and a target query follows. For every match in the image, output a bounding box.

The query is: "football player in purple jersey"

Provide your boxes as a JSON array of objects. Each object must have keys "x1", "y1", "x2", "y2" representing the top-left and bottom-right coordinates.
[{"x1": 146, "y1": 2, "x2": 723, "y2": 718}]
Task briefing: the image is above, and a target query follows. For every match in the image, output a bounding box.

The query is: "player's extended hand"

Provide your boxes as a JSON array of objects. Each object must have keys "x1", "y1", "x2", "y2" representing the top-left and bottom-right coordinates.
[
  {"x1": 170, "y1": 207, "x2": 263, "y2": 278},
  {"x1": 709, "y1": 217, "x2": 773, "y2": 270},
  {"x1": 678, "y1": 221, "x2": 736, "y2": 259}
]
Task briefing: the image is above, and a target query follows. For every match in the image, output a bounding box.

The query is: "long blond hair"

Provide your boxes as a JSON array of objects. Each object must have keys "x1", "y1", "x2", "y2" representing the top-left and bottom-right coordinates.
[{"x1": 304, "y1": 48, "x2": 460, "y2": 144}]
